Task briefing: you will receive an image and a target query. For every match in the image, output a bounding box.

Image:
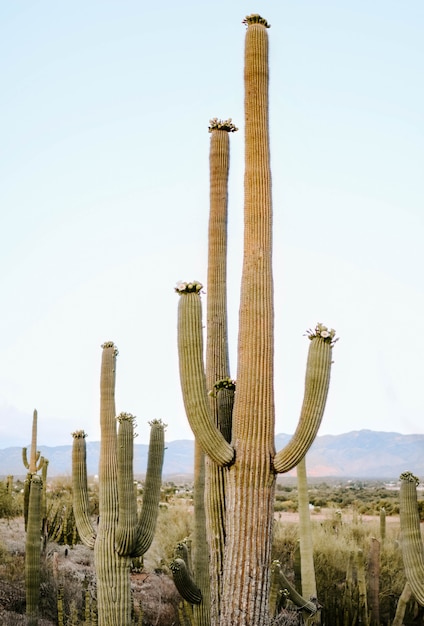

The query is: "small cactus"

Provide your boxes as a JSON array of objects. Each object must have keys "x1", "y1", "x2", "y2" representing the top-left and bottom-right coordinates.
[{"x1": 72, "y1": 342, "x2": 166, "y2": 626}]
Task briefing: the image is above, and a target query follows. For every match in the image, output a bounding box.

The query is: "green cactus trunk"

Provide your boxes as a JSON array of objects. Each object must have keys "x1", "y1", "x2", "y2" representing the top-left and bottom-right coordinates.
[
  {"x1": 399, "y1": 472, "x2": 424, "y2": 606},
  {"x1": 72, "y1": 342, "x2": 165, "y2": 626},
  {"x1": 25, "y1": 474, "x2": 42, "y2": 625}
]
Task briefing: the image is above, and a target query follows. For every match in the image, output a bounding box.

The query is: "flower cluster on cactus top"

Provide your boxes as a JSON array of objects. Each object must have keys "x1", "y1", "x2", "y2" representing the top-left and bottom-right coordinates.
[
  {"x1": 101, "y1": 340, "x2": 119, "y2": 356},
  {"x1": 71, "y1": 430, "x2": 88, "y2": 439},
  {"x1": 208, "y1": 377, "x2": 236, "y2": 397},
  {"x1": 400, "y1": 471, "x2": 420, "y2": 485},
  {"x1": 175, "y1": 281, "x2": 203, "y2": 295},
  {"x1": 306, "y1": 323, "x2": 338, "y2": 346},
  {"x1": 242, "y1": 14, "x2": 270, "y2": 28},
  {"x1": 208, "y1": 117, "x2": 238, "y2": 133},
  {"x1": 116, "y1": 412, "x2": 137, "y2": 424}
]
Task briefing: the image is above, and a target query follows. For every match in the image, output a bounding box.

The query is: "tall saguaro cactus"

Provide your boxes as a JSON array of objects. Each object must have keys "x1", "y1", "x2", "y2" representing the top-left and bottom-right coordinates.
[
  {"x1": 399, "y1": 471, "x2": 424, "y2": 606},
  {"x1": 72, "y1": 342, "x2": 166, "y2": 626},
  {"x1": 176, "y1": 15, "x2": 337, "y2": 626},
  {"x1": 22, "y1": 409, "x2": 48, "y2": 625}
]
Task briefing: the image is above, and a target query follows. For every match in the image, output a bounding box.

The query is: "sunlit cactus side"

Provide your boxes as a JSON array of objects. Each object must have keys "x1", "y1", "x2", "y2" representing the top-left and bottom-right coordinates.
[
  {"x1": 399, "y1": 471, "x2": 424, "y2": 606},
  {"x1": 71, "y1": 342, "x2": 166, "y2": 626},
  {"x1": 176, "y1": 15, "x2": 337, "y2": 626},
  {"x1": 25, "y1": 473, "x2": 43, "y2": 626}
]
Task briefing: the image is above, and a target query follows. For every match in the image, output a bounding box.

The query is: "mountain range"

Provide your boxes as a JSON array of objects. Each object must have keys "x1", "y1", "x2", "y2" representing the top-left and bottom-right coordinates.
[{"x1": 0, "y1": 430, "x2": 422, "y2": 479}]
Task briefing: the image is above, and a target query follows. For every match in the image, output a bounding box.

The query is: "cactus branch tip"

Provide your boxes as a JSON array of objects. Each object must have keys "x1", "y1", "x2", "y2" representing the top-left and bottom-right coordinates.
[
  {"x1": 71, "y1": 429, "x2": 88, "y2": 439},
  {"x1": 242, "y1": 14, "x2": 270, "y2": 28},
  {"x1": 174, "y1": 280, "x2": 204, "y2": 295},
  {"x1": 148, "y1": 418, "x2": 167, "y2": 430},
  {"x1": 101, "y1": 340, "x2": 119, "y2": 356},
  {"x1": 116, "y1": 412, "x2": 137, "y2": 424},
  {"x1": 400, "y1": 471, "x2": 420, "y2": 485},
  {"x1": 208, "y1": 117, "x2": 238, "y2": 133},
  {"x1": 305, "y1": 323, "x2": 338, "y2": 346},
  {"x1": 208, "y1": 377, "x2": 236, "y2": 397}
]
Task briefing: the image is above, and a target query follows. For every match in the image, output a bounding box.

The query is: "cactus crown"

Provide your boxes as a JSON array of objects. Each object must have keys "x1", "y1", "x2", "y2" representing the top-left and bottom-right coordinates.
[
  {"x1": 208, "y1": 118, "x2": 238, "y2": 133},
  {"x1": 148, "y1": 418, "x2": 168, "y2": 428},
  {"x1": 116, "y1": 412, "x2": 137, "y2": 424},
  {"x1": 71, "y1": 430, "x2": 88, "y2": 439},
  {"x1": 400, "y1": 471, "x2": 420, "y2": 485},
  {"x1": 208, "y1": 377, "x2": 236, "y2": 397},
  {"x1": 175, "y1": 281, "x2": 204, "y2": 295},
  {"x1": 101, "y1": 341, "x2": 119, "y2": 356},
  {"x1": 306, "y1": 323, "x2": 338, "y2": 346},
  {"x1": 242, "y1": 14, "x2": 270, "y2": 28}
]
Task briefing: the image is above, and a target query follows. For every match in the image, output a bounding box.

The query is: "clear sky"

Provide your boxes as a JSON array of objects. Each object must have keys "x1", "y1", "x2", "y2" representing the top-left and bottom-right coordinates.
[{"x1": 1, "y1": 1, "x2": 423, "y2": 449}]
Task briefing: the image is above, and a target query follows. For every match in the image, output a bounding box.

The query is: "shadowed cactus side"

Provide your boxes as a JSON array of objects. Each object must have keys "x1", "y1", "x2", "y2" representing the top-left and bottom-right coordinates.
[
  {"x1": 399, "y1": 471, "x2": 424, "y2": 606},
  {"x1": 175, "y1": 15, "x2": 337, "y2": 626},
  {"x1": 71, "y1": 342, "x2": 166, "y2": 626}
]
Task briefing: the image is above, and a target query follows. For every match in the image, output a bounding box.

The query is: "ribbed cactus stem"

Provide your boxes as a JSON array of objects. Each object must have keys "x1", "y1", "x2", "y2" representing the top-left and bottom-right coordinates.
[
  {"x1": 25, "y1": 473, "x2": 42, "y2": 625},
  {"x1": 206, "y1": 120, "x2": 236, "y2": 624},
  {"x1": 23, "y1": 409, "x2": 45, "y2": 474},
  {"x1": 71, "y1": 430, "x2": 96, "y2": 549},
  {"x1": 171, "y1": 558, "x2": 203, "y2": 605},
  {"x1": 133, "y1": 418, "x2": 166, "y2": 556},
  {"x1": 399, "y1": 471, "x2": 424, "y2": 605},
  {"x1": 115, "y1": 413, "x2": 138, "y2": 555},
  {"x1": 274, "y1": 326, "x2": 336, "y2": 473}
]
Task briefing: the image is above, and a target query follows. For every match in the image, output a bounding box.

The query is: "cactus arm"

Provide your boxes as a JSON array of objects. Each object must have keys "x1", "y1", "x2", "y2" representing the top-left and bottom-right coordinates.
[
  {"x1": 399, "y1": 472, "x2": 424, "y2": 606},
  {"x1": 392, "y1": 581, "x2": 412, "y2": 626},
  {"x1": 274, "y1": 326, "x2": 336, "y2": 473},
  {"x1": 171, "y1": 558, "x2": 203, "y2": 605},
  {"x1": 22, "y1": 447, "x2": 30, "y2": 470},
  {"x1": 115, "y1": 413, "x2": 138, "y2": 556},
  {"x1": 71, "y1": 430, "x2": 96, "y2": 549},
  {"x1": 271, "y1": 560, "x2": 317, "y2": 615},
  {"x1": 133, "y1": 418, "x2": 166, "y2": 556},
  {"x1": 176, "y1": 285, "x2": 234, "y2": 466},
  {"x1": 25, "y1": 473, "x2": 42, "y2": 623}
]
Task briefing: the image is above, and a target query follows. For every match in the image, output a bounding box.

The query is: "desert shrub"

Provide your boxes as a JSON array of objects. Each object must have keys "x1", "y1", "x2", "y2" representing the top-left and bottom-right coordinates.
[
  {"x1": 0, "y1": 482, "x2": 22, "y2": 519},
  {"x1": 144, "y1": 499, "x2": 193, "y2": 572}
]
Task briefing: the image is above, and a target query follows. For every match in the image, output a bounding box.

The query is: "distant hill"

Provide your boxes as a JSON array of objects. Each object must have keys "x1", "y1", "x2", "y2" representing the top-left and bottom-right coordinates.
[{"x1": 0, "y1": 430, "x2": 423, "y2": 479}]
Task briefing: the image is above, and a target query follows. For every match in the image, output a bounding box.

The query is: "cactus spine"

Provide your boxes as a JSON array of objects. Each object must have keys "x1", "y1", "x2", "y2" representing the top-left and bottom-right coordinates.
[
  {"x1": 72, "y1": 342, "x2": 166, "y2": 626},
  {"x1": 176, "y1": 15, "x2": 336, "y2": 626},
  {"x1": 399, "y1": 471, "x2": 424, "y2": 606}
]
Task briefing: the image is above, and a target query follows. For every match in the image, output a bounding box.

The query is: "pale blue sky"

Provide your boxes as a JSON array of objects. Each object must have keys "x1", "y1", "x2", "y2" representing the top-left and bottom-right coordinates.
[{"x1": 1, "y1": 1, "x2": 423, "y2": 448}]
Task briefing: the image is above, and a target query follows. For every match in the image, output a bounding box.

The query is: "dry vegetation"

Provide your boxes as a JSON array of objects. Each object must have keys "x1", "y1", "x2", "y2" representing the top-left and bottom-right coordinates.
[{"x1": 0, "y1": 477, "x2": 423, "y2": 625}]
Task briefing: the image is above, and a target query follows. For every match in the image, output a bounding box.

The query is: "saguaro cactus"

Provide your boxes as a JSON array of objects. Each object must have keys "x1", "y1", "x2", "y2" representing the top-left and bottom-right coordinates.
[
  {"x1": 26, "y1": 473, "x2": 43, "y2": 625},
  {"x1": 176, "y1": 14, "x2": 337, "y2": 626},
  {"x1": 399, "y1": 471, "x2": 424, "y2": 606},
  {"x1": 72, "y1": 342, "x2": 166, "y2": 626},
  {"x1": 22, "y1": 409, "x2": 48, "y2": 625}
]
